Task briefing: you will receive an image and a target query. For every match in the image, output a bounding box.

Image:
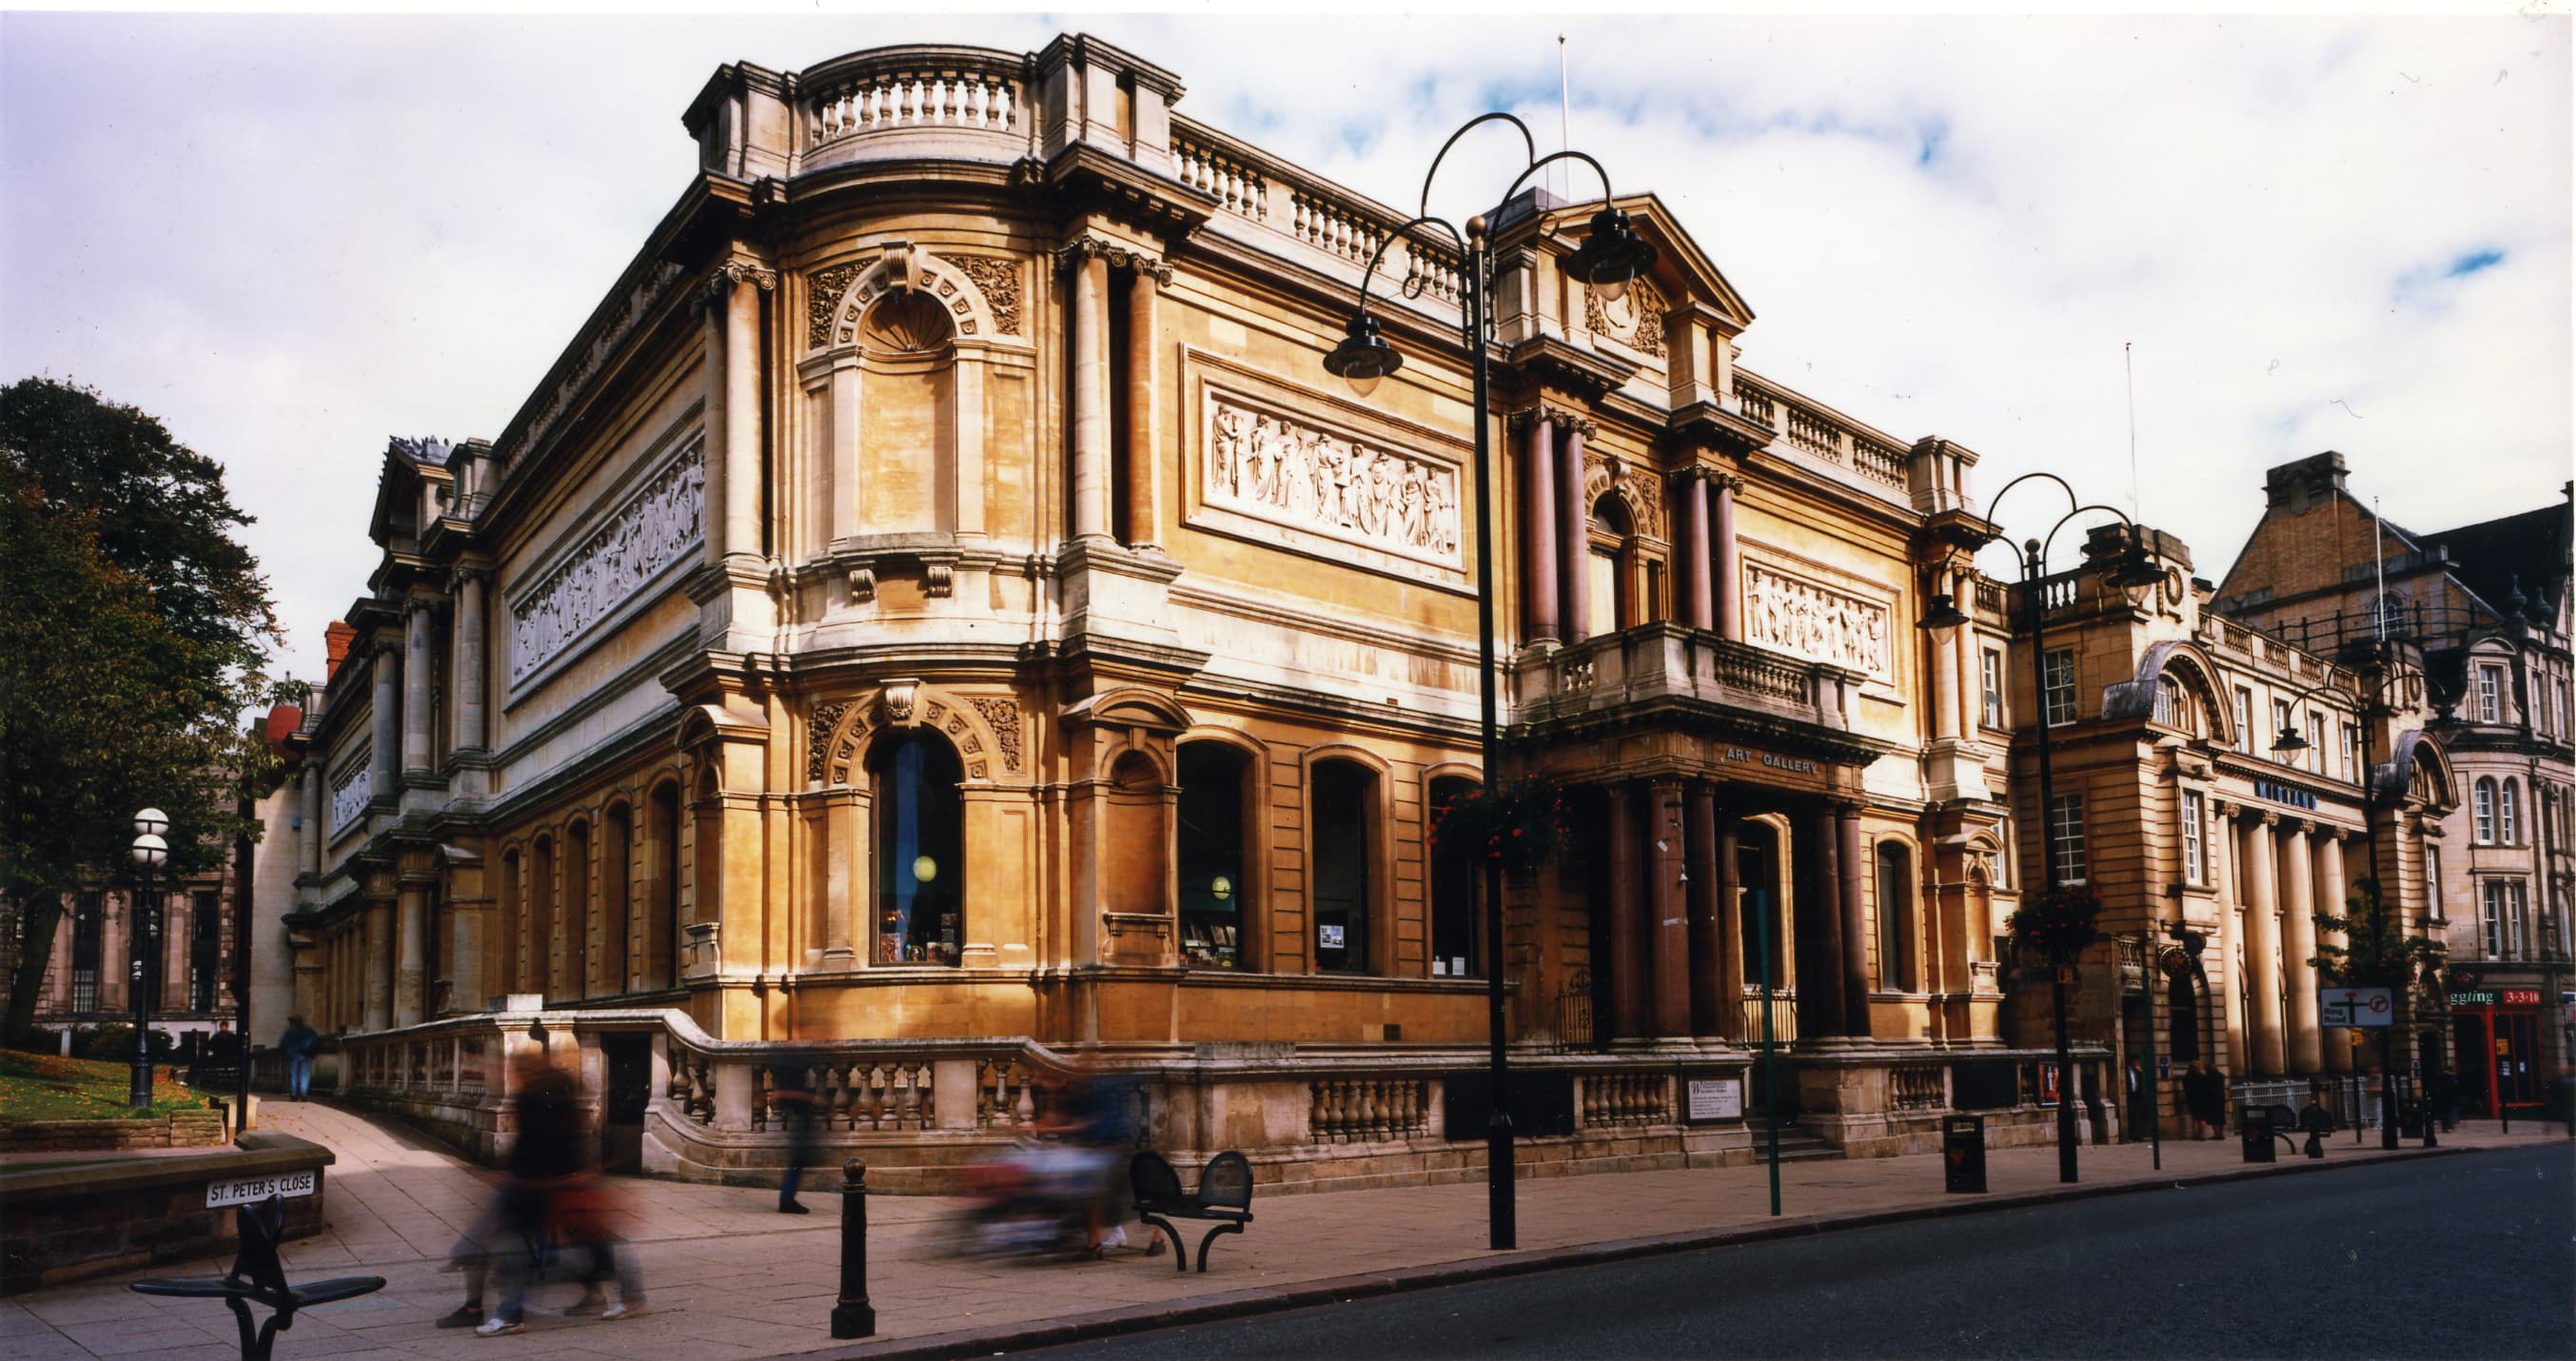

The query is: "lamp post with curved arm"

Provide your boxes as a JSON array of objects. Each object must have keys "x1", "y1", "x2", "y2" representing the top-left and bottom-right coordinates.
[
  {"x1": 1320, "y1": 112, "x2": 1658, "y2": 1252},
  {"x1": 1919, "y1": 474, "x2": 2164, "y2": 1184}
]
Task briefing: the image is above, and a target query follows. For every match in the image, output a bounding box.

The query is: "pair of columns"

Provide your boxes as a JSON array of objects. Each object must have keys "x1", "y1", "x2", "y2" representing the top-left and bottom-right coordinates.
[
  {"x1": 1062, "y1": 237, "x2": 1168, "y2": 548},
  {"x1": 1597, "y1": 781, "x2": 1869, "y2": 1043},
  {"x1": 1517, "y1": 405, "x2": 1741, "y2": 646},
  {"x1": 2224, "y1": 804, "x2": 2353, "y2": 1077}
]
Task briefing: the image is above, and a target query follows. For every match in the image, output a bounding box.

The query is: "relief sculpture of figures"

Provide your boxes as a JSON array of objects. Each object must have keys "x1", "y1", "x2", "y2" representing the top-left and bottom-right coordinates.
[
  {"x1": 510, "y1": 444, "x2": 707, "y2": 686},
  {"x1": 1744, "y1": 563, "x2": 1889, "y2": 678},
  {"x1": 1202, "y1": 393, "x2": 1460, "y2": 569}
]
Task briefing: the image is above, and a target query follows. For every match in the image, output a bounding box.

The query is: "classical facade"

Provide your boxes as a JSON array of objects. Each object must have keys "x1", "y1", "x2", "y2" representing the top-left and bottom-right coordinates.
[
  {"x1": 2214, "y1": 454, "x2": 2574, "y2": 1114},
  {"x1": 280, "y1": 34, "x2": 2071, "y2": 1186}
]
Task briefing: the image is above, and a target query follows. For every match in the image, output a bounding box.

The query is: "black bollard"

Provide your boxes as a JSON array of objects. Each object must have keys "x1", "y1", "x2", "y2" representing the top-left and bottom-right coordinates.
[
  {"x1": 830, "y1": 1159, "x2": 875, "y2": 1339},
  {"x1": 2304, "y1": 1128, "x2": 2325, "y2": 1159}
]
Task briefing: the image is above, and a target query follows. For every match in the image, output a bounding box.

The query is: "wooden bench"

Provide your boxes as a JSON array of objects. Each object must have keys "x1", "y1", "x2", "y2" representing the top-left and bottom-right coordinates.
[
  {"x1": 130, "y1": 1194, "x2": 384, "y2": 1361},
  {"x1": 1130, "y1": 1151, "x2": 1254, "y2": 1272}
]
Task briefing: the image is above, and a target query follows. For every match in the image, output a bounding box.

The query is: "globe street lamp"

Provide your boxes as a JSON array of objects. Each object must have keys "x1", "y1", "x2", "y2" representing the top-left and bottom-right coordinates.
[
  {"x1": 129, "y1": 807, "x2": 170, "y2": 1112},
  {"x1": 1923, "y1": 473, "x2": 2163, "y2": 1184},
  {"x1": 1321, "y1": 111, "x2": 1655, "y2": 1252}
]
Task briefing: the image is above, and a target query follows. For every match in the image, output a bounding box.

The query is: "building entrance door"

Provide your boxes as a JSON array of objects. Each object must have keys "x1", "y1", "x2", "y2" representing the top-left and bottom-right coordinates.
[
  {"x1": 2495, "y1": 1010, "x2": 2542, "y2": 1112},
  {"x1": 600, "y1": 1032, "x2": 652, "y2": 1172}
]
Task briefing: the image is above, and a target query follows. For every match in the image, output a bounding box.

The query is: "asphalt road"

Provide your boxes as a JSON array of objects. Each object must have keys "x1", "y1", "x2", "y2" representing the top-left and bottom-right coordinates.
[{"x1": 1018, "y1": 1146, "x2": 2574, "y2": 1359}]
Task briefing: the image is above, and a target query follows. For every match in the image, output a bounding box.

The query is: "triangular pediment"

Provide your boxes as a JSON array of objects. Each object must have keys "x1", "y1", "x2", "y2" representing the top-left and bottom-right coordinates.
[{"x1": 1552, "y1": 192, "x2": 1756, "y2": 335}]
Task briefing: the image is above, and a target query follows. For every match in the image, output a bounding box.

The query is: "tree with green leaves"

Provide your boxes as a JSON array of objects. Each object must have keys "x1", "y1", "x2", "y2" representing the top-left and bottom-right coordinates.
[
  {"x1": 2312, "y1": 875, "x2": 2446, "y2": 1147},
  {"x1": 1, "y1": 378, "x2": 279, "y2": 1046}
]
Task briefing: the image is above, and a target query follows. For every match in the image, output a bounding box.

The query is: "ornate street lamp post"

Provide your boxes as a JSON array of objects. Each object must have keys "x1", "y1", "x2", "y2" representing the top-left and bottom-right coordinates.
[
  {"x1": 129, "y1": 807, "x2": 170, "y2": 1112},
  {"x1": 1921, "y1": 475, "x2": 2162, "y2": 1184},
  {"x1": 1321, "y1": 111, "x2": 1656, "y2": 1252}
]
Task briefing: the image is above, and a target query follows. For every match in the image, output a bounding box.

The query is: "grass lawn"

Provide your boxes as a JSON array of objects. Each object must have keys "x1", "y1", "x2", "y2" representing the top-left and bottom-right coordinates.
[{"x1": 0, "y1": 1050, "x2": 205, "y2": 1122}]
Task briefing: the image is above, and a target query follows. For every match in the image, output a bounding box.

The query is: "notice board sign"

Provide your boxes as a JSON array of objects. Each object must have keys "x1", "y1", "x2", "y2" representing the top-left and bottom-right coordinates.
[{"x1": 1684, "y1": 1075, "x2": 1744, "y2": 1123}]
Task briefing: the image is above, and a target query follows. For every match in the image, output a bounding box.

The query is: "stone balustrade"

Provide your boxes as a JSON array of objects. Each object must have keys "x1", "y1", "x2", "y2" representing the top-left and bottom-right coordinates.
[
  {"x1": 1513, "y1": 623, "x2": 1855, "y2": 735},
  {"x1": 800, "y1": 49, "x2": 1026, "y2": 148}
]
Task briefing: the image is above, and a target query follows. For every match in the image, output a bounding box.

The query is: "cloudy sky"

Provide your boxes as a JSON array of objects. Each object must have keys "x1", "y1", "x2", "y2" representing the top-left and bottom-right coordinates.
[{"x1": 3, "y1": 7, "x2": 2567, "y2": 683}]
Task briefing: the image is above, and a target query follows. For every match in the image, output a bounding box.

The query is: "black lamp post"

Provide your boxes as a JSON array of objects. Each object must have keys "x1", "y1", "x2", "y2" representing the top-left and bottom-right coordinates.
[
  {"x1": 1923, "y1": 474, "x2": 2162, "y2": 1184},
  {"x1": 1321, "y1": 111, "x2": 1656, "y2": 1253},
  {"x1": 129, "y1": 807, "x2": 170, "y2": 1112}
]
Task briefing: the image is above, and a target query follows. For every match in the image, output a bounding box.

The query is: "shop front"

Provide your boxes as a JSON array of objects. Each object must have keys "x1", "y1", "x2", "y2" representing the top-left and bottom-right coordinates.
[{"x1": 2448, "y1": 983, "x2": 2547, "y2": 1116}]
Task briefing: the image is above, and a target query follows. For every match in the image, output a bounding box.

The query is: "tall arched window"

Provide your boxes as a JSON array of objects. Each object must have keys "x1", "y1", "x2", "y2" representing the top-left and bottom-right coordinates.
[
  {"x1": 1875, "y1": 840, "x2": 1916, "y2": 993},
  {"x1": 872, "y1": 732, "x2": 964, "y2": 966},
  {"x1": 563, "y1": 819, "x2": 592, "y2": 997},
  {"x1": 602, "y1": 804, "x2": 633, "y2": 993},
  {"x1": 647, "y1": 781, "x2": 680, "y2": 989},
  {"x1": 1178, "y1": 741, "x2": 1254, "y2": 970},
  {"x1": 1427, "y1": 775, "x2": 1481, "y2": 977},
  {"x1": 2474, "y1": 778, "x2": 2498, "y2": 843},
  {"x1": 528, "y1": 835, "x2": 555, "y2": 996},
  {"x1": 1310, "y1": 759, "x2": 1377, "y2": 974},
  {"x1": 497, "y1": 850, "x2": 521, "y2": 1000},
  {"x1": 2499, "y1": 779, "x2": 2522, "y2": 845},
  {"x1": 1586, "y1": 497, "x2": 1633, "y2": 638}
]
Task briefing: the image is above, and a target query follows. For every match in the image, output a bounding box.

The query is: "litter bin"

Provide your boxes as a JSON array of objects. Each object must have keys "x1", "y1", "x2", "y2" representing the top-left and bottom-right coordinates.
[
  {"x1": 1942, "y1": 1114, "x2": 1986, "y2": 1193},
  {"x1": 2241, "y1": 1109, "x2": 2276, "y2": 1164}
]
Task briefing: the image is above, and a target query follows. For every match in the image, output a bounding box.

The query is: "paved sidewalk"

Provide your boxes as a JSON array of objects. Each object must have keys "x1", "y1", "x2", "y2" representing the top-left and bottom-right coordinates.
[{"x1": 5, "y1": 1102, "x2": 2566, "y2": 1360}]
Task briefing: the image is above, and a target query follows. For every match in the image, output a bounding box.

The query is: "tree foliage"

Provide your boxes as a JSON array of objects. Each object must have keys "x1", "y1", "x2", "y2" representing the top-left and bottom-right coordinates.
[
  {"x1": 2311, "y1": 876, "x2": 2446, "y2": 1017},
  {"x1": 1, "y1": 378, "x2": 279, "y2": 1044}
]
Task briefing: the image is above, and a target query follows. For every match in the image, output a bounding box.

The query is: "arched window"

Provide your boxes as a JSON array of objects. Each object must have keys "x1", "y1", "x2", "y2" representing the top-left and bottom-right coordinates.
[
  {"x1": 563, "y1": 819, "x2": 591, "y2": 997},
  {"x1": 2474, "y1": 778, "x2": 2498, "y2": 843},
  {"x1": 2167, "y1": 970, "x2": 2200, "y2": 1062},
  {"x1": 1427, "y1": 775, "x2": 1482, "y2": 977},
  {"x1": 1310, "y1": 759, "x2": 1377, "y2": 974},
  {"x1": 497, "y1": 850, "x2": 521, "y2": 999},
  {"x1": 1875, "y1": 840, "x2": 1916, "y2": 993},
  {"x1": 1586, "y1": 496, "x2": 1634, "y2": 638},
  {"x1": 2499, "y1": 779, "x2": 2521, "y2": 845},
  {"x1": 2373, "y1": 591, "x2": 2409, "y2": 638},
  {"x1": 528, "y1": 835, "x2": 555, "y2": 996},
  {"x1": 872, "y1": 732, "x2": 964, "y2": 966},
  {"x1": 647, "y1": 782, "x2": 680, "y2": 989},
  {"x1": 1178, "y1": 741, "x2": 1254, "y2": 971},
  {"x1": 602, "y1": 804, "x2": 633, "y2": 993}
]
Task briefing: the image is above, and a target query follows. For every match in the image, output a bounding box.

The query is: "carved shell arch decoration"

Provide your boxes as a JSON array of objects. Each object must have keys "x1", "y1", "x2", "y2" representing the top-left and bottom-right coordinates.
[
  {"x1": 808, "y1": 686, "x2": 1024, "y2": 788},
  {"x1": 806, "y1": 243, "x2": 1010, "y2": 351},
  {"x1": 1581, "y1": 453, "x2": 1665, "y2": 542}
]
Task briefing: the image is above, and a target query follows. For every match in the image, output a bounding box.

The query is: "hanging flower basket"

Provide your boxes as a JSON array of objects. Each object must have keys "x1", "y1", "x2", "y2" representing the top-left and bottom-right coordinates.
[
  {"x1": 1426, "y1": 778, "x2": 1565, "y2": 878},
  {"x1": 2008, "y1": 883, "x2": 2104, "y2": 964}
]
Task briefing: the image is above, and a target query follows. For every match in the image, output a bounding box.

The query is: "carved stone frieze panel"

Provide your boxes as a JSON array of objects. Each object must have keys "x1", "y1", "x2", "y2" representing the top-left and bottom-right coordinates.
[
  {"x1": 1742, "y1": 562, "x2": 1892, "y2": 680},
  {"x1": 506, "y1": 441, "x2": 705, "y2": 690},
  {"x1": 330, "y1": 759, "x2": 373, "y2": 833},
  {"x1": 1198, "y1": 391, "x2": 1462, "y2": 572},
  {"x1": 967, "y1": 697, "x2": 1023, "y2": 772},
  {"x1": 937, "y1": 254, "x2": 1022, "y2": 335}
]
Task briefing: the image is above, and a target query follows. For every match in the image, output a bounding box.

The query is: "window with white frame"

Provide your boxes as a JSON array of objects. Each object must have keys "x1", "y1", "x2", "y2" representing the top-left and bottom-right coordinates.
[
  {"x1": 2182, "y1": 790, "x2": 2207, "y2": 886},
  {"x1": 2474, "y1": 778, "x2": 2498, "y2": 842},
  {"x1": 2232, "y1": 687, "x2": 2252, "y2": 754},
  {"x1": 2271, "y1": 698, "x2": 2292, "y2": 756},
  {"x1": 2048, "y1": 792, "x2": 2088, "y2": 884},
  {"x1": 2499, "y1": 779, "x2": 2521, "y2": 844},
  {"x1": 1981, "y1": 648, "x2": 2005, "y2": 728},
  {"x1": 2482, "y1": 879, "x2": 2508, "y2": 957},
  {"x1": 2153, "y1": 679, "x2": 2180, "y2": 729},
  {"x1": 2477, "y1": 664, "x2": 2503, "y2": 723},
  {"x1": 2306, "y1": 713, "x2": 2325, "y2": 774},
  {"x1": 2425, "y1": 844, "x2": 2443, "y2": 919},
  {"x1": 2043, "y1": 649, "x2": 2077, "y2": 726},
  {"x1": 2340, "y1": 722, "x2": 2359, "y2": 784},
  {"x1": 2483, "y1": 879, "x2": 2531, "y2": 958}
]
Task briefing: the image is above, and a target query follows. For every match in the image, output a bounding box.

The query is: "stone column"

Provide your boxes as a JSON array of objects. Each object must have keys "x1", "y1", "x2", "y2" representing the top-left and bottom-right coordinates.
[
  {"x1": 1649, "y1": 779, "x2": 1692, "y2": 1038},
  {"x1": 370, "y1": 640, "x2": 399, "y2": 801},
  {"x1": 395, "y1": 876, "x2": 427, "y2": 1027},
  {"x1": 1717, "y1": 816, "x2": 1746, "y2": 1038},
  {"x1": 1712, "y1": 474, "x2": 1742, "y2": 641},
  {"x1": 1809, "y1": 805, "x2": 1847, "y2": 1036},
  {"x1": 1607, "y1": 781, "x2": 1645, "y2": 1039},
  {"x1": 720, "y1": 266, "x2": 766, "y2": 562},
  {"x1": 2211, "y1": 799, "x2": 2248, "y2": 1075},
  {"x1": 402, "y1": 602, "x2": 433, "y2": 776},
  {"x1": 1557, "y1": 416, "x2": 1589, "y2": 642},
  {"x1": 1930, "y1": 568, "x2": 1961, "y2": 741},
  {"x1": 1673, "y1": 470, "x2": 1705, "y2": 631},
  {"x1": 1685, "y1": 784, "x2": 1723, "y2": 1036},
  {"x1": 1122, "y1": 264, "x2": 1163, "y2": 547},
  {"x1": 2315, "y1": 831, "x2": 2353, "y2": 1074},
  {"x1": 1520, "y1": 413, "x2": 1560, "y2": 643},
  {"x1": 300, "y1": 766, "x2": 322, "y2": 883},
  {"x1": 1838, "y1": 803, "x2": 1870, "y2": 1038},
  {"x1": 452, "y1": 569, "x2": 487, "y2": 752},
  {"x1": 2280, "y1": 819, "x2": 2322, "y2": 1075},
  {"x1": 363, "y1": 891, "x2": 394, "y2": 1033},
  {"x1": 2240, "y1": 812, "x2": 2286, "y2": 1075},
  {"x1": 1069, "y1": 247, "x2": 1112, "y2": 542}
]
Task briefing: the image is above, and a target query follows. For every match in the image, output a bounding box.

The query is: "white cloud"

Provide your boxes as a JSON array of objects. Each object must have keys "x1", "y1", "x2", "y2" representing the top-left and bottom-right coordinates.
[{"x1": 2, "y1": 11, "x2": 2566, "y2": 681}]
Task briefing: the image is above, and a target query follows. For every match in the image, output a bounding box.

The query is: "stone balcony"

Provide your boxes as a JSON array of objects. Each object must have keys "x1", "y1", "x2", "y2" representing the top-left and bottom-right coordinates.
[{"x1": 1511, "y1": 623, "x2": 1863, "y2": 744}]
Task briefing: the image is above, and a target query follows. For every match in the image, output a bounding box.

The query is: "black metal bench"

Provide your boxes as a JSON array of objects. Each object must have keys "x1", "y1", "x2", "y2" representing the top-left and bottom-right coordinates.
[
  {"x1": 1130, "y1": 1150, "x2": 1254, "y2": 1272},
  {"x1": 130, "y1": 1194, "x2": 384, "y2": 1361}
]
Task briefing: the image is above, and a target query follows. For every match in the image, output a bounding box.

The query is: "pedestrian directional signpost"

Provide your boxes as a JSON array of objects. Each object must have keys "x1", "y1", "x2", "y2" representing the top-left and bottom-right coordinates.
[{"x1": 2318, "y1": 986, "x2": 2394, "y2": 1028}]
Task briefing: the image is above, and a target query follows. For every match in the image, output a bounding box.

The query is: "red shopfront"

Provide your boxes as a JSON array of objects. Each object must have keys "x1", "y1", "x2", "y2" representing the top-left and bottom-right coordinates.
[{"x1": 2449, "y1": 987, "x2": 2546, "y2": 1116}]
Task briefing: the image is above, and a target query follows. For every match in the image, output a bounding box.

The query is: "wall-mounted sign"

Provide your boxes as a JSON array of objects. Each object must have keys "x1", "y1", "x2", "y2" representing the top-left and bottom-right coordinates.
[
  {"x1": 2319, "y1": 986, "x2": 2393, "y2": 1028},
  {"x1": 2501, "y1": 988, "x2": 2542, "y2": 1007},
  {"x1": 1317, "y1": 923, "x2": 1346, "y2": 950},
  {"x1": 1684, "y1": 1076, "x2": 1744, "y2": 1122},
  {"x1": 2252, "y1": 778, "x2": 2320, "y2": 811},
  {"x1": 2451, "y1": 989, "x2": 2500, "y2": 1007},
  {"x1": 1715, "y1": 746, "x2": 1821, "y2": 778}
]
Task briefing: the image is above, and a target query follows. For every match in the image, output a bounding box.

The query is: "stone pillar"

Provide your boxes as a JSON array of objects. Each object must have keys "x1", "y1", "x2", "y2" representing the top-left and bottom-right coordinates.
[
  {"x1": 300, "y1": 766, "x2": 322, "y2": 883},
  {"x1": 1557, "y1": 416, "x2": 1589, "y2": 642},
  {"x1": 1069, "y1": 247, "x2": 1112, "y2": 542},
  {"x1": 453, "y1": 570, "x2": 487, "y2": 752},
  {"x1": 1716, "y1": 816, "x2": 1745, "y2": 1038},
  {"x1": 1712, "y1": 473, "x2": 1742, "y2": 641},
  {"x1": 720, "y1": 266, "x2": 765, "y2": 562},
  {"x1": 2211, "y1": 799, "x2": 2248, "y2": 1075},
  {"x1": 1685, "y1": 784, "x2": 1723, "y2": 1036},
  {"x1": 1809, "y1": 805, "x2": 1847, "y2": 1036},
  {"x1": 402, "y1": 602, "x2": 433, "y2": 776},
  {"x1": 2241, "y1": 812, "x2": 2286, "y2": 1075},
  {"x1": 1607, "y1": 782, "x2": 1645, "y2": 1039},
  {"x1": 395, "y1": 876, "x2": 427, "y2": 1027},
  {"x1": 1838, "y1": 803, "x2": 1870, "y2": 1038},
  {"x1": 1520, "y1": 413, "x2": 1559, "y2": 643},
  {"x1": 363, "y1": 892, "x2": 394, "y2": 1034},
  {"x1": 1122, "y1": 265, "x2": 1162, "y2": 547},
  {"x1": 1671, "y1": 470, "x2": 1703, "y2": 631},
  {"x1": 2315, "y1": 831, "x2": 2352, "y2": 1074},
  {"x1": 1649, "y1": 779, "x2": 1692, "y2": 1038},
  {"x1": 2280, "y1": 819, "x2": 2322, "y2": 1075},
  {"x1": 370, "y1": 640, "x2": 399, "y2": 801},
  {"x1": 1930, "y1": 568, "x2": 1961, "y2": 741}
]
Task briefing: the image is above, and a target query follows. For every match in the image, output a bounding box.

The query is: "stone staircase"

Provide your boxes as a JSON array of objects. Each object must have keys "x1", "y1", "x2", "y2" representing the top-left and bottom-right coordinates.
[{"x1": 1744, "y1": 1116, "x2": 1840, "y2": 1163}]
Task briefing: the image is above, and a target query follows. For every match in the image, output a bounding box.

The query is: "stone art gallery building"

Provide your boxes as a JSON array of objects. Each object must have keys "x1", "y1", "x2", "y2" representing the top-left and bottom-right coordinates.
[{"x1": 277, "y1": 33, "x2": 2120, "y2": 1189}]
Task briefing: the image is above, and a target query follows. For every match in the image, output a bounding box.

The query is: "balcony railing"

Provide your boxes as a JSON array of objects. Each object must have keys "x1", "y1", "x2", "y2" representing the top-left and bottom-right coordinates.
[
  {"x1": 1513, "y1": 624, "x2": 1855, "y2": 734},
  {"x1": 797, "y1": 48, "x2": 1030, "y2": 152}
]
